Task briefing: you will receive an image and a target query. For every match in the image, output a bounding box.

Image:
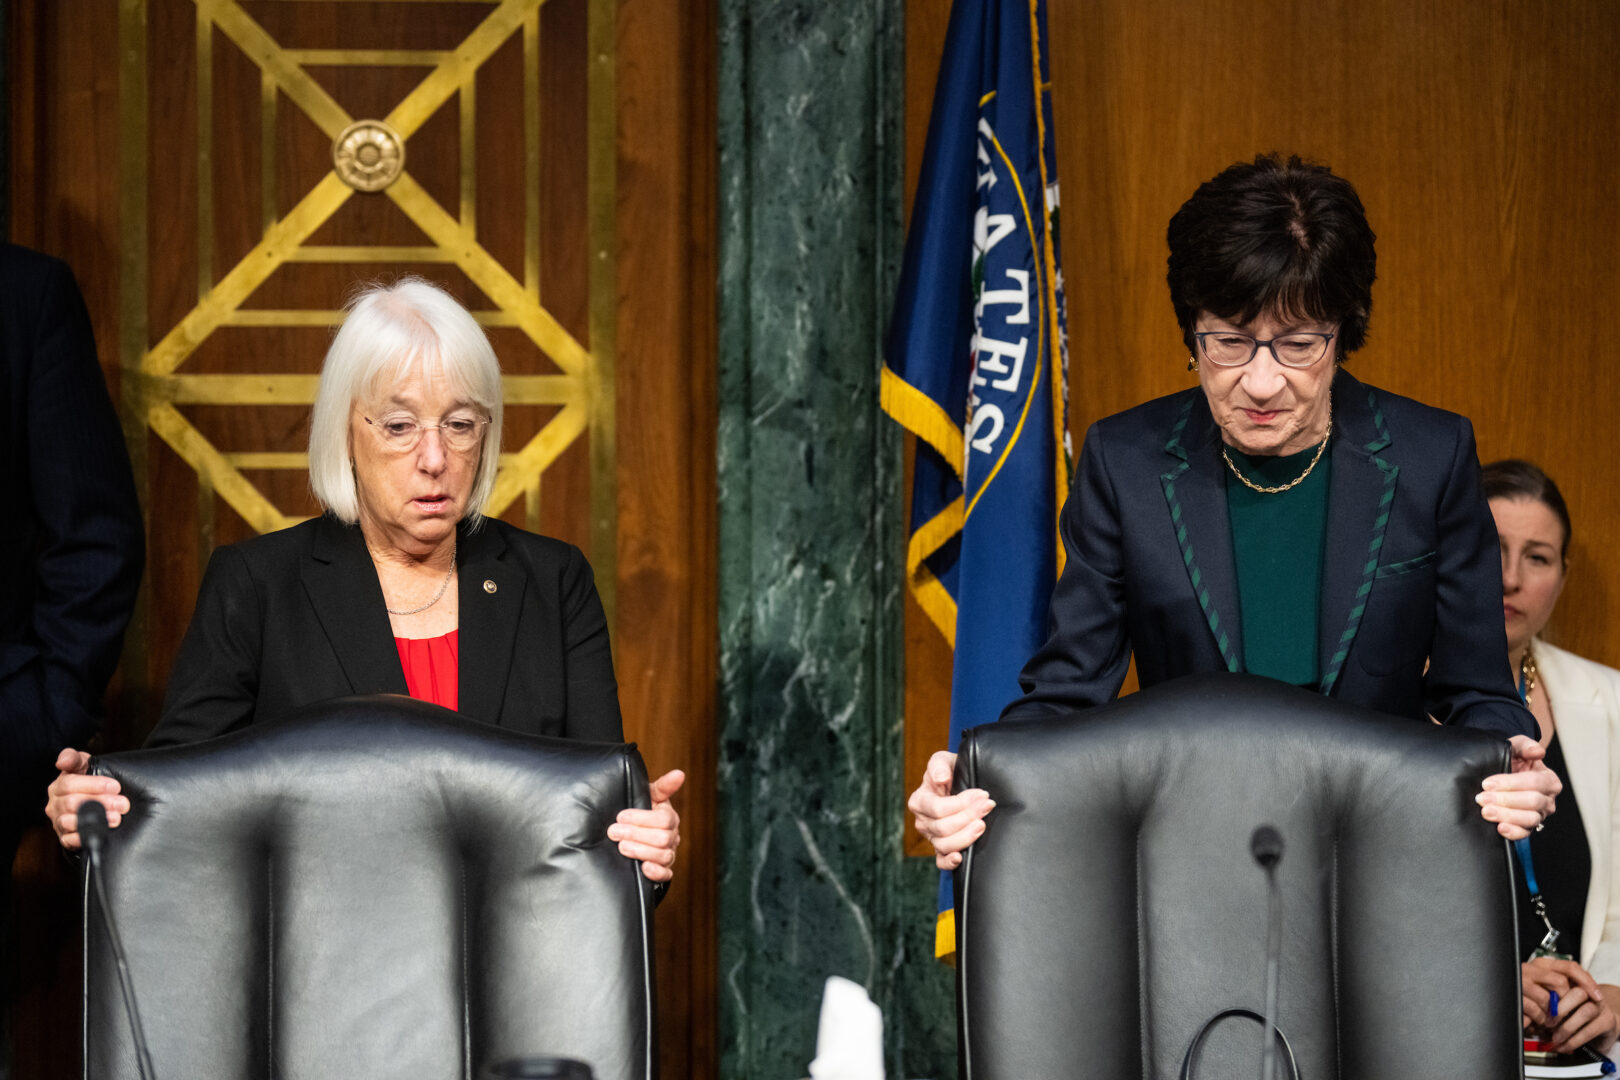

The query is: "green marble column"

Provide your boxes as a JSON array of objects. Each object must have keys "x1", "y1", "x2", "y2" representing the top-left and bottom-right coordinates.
[{"x1": 716, "y1": 3, "x2": 956, "y2": 1079}]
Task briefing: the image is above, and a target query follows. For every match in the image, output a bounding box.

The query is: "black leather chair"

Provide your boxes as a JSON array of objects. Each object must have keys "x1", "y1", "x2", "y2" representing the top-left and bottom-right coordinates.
[
  {"x1": 953, "y1": 672, "x2": 1521, "y2": 1080},
  {"x1": 82, "y1": 695, "x2": 656, "y2": 1080}
]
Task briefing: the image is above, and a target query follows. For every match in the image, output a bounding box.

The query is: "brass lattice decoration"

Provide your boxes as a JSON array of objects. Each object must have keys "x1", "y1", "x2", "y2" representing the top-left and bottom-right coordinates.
[{"x1": 117, "y1": 0, "x2": 617, "y2": 610}]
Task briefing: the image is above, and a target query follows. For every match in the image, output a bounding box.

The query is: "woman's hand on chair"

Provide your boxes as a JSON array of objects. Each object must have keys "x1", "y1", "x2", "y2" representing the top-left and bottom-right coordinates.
[
  {"x1": 1476, "y1": 736, "x2": 1561, "y2": 840},
  {"x1": 908, "y1": 750, "x2": 995, "y2": 871},
  {"x1": 610, "y1": 769, "x2": 685, "y2": 882},
  {"x1": 44, "y1": 748, "x2": 129, "y2": 850}
]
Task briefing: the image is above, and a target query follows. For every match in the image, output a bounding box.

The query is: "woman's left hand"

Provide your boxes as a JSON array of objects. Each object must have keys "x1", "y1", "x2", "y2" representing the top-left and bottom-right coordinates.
[
  {"x1": 610, "y1": 769, "x2": 685, "y2": 882},
  {"x1": 1549, "y1": 981, "x2": 1620, "y2": 1055},
  {"x1": 1475, "y1": 735, "x2": 1561, "y2": 840}
]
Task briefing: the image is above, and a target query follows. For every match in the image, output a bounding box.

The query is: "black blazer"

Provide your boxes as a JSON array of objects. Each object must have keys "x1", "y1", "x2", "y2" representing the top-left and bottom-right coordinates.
[
  {"x1": 0, "y1": 246, "x2": 143, "y2": 814},
  {"x1": 1006, "y1": 369, "x2": 1533, "y2": 740},
  {"x1": 149, "y1": 515, "x2": 622, "y2": 747}
]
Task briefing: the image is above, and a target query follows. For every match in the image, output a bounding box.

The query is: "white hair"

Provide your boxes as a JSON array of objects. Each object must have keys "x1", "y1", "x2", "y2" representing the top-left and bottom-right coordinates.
[{"x1": 308, "y1": 277, "x2": 503, "y2": 525}]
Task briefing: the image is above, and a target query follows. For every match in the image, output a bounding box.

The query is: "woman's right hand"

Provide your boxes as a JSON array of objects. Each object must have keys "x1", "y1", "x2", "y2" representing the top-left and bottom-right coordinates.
[
  {"x1": 907, "y1": 750, "x2": 996, "y2": 871},
  {"x1": 44, "y1": 748, "x2": 128, "y2": 851}
]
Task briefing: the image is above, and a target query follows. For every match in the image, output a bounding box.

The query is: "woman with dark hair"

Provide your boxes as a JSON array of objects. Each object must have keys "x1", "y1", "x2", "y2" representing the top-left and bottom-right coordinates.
[
  {"x1": 910, "y1": 154, "x2": 1557, "y2": 861},
  {"x1": 1484, "y1": 459, "x2": 1620, "y2": 1054}
]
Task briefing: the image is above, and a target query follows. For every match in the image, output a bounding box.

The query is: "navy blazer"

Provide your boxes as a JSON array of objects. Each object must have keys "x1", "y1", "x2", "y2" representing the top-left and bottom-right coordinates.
[
  {"x1": 0, "y1": 246, "x2": 143, "y2": 816},
  {"x1": 1006, "y1": 369, "x2": 1533, "y2": 740},
  {"x1": 149, "y1": 515, "x2": 623, "y2": 747}
]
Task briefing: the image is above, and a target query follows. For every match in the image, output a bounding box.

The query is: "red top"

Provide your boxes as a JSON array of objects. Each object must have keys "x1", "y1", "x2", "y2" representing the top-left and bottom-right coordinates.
[{"x1": 394, "y1": 630, "x2": 459, "y2": 711}]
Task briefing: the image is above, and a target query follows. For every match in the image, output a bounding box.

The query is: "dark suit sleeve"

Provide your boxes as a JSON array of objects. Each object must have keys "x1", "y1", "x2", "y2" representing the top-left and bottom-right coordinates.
[
  {"x1": 1002, "y1": 421, "x2": 1132, "y2": 719},
  {"x1": 1423, "y1": 417, "x2": 1535, "y2": 739},
  {"x1": 19, "y1": 258, "x2": 143, "y2": 753},
  {"x1": 559, "y1": 544, "x2": 624, "y2": 742},
  {"x1": 147, "y1": 545, "x2": 264, "y2": 747}
]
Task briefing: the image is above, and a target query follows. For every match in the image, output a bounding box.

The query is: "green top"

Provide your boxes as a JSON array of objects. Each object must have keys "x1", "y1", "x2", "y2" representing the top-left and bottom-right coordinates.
[{"x1": 1224, "y1": 441, "x2": 1332, "y2": 687}]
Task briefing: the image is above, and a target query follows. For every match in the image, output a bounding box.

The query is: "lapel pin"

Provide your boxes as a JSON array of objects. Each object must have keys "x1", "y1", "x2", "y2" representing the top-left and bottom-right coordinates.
[{"x1": 483, "y1": 579, "x2": 497, "y2": 594}]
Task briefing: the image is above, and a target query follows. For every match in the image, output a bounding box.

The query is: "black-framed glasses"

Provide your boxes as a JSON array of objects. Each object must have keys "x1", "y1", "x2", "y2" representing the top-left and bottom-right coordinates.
[
  {"x1": 1194, "y1": 330, "x2": 1336, "y2": 368},
  {"x1": 364, "y1": 413, "x2": 490, "y2": 453}
]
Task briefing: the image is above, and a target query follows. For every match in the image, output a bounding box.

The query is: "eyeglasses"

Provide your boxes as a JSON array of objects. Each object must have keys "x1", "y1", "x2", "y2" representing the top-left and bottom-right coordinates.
[
  {"x1": 1194, "y1": 330, "x2": 1336, "y2": 368},
  {"x1": 364, "y1": 413, "x2": 490, "y2": 453}
]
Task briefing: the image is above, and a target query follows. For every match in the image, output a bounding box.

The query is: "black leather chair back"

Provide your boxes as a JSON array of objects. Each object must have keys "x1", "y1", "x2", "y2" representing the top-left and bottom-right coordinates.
[
  {"x1": 954, "y1": 673, "x2": 1520, "y2": 1080},
  {"x1": 83, "y1": 695, "x2": 656, "y2": 1080}
]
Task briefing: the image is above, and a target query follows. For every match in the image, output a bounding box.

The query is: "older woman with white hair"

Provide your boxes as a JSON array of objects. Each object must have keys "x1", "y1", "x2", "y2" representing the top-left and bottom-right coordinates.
[{"x1": 45, "y1": 278, "x2": 683, "y2": 882}]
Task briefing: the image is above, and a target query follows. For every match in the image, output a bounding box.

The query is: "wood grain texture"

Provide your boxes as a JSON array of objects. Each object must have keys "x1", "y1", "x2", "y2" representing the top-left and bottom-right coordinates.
[
  {"x1": 6, "y1": 2, "x2": 717, "y2": 1076},
  {"x1": 903, "y1": 0, "x2": 1620, "y2": 833},
  {"x1": 901, "y1": 1, "x2": 952, "y2": 856},
  {"x1": 615, "y1": 0, "x2": 719, "y2": 1074},
  {"x1": 6, "y1": 9, "x2": 126, "y2": 1076}
]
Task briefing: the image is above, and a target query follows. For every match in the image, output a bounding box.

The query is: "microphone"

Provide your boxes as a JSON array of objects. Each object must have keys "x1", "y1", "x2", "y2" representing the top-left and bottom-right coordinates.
[
  {"x1": 1250, "y1": 825, "x2": 1283, "y2": 869},
  {"x1": 79, "y1": 796, "x2": 109, "y2": 855},
  {"x1": 81, "y1": 797, "x2": 158, "y2": 1080},
  {"x1": 1250, "y1": 825, "x2": 1284, "y2": 1080}
]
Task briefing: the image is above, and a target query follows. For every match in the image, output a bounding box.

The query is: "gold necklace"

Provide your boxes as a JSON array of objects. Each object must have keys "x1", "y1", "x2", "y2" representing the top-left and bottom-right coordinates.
[
  {"x1": 1520, "y1": 646, "x2": 1539, "y2": 710},
  {"x1": 1222, "y1": 421, "x2": 1333, "y2": 495}
]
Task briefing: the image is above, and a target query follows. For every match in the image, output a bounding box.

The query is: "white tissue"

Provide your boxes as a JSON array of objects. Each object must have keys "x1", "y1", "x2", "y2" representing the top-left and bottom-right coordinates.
[{"x1": 807, "y1": 975, "x2": 885, "y2": 1080}]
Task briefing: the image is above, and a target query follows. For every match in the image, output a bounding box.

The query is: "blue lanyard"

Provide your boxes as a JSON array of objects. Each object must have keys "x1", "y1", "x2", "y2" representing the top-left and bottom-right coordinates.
[
  {"x1": 1514, "y1": 837, "x2": 1541, "y2": 895},
  {"x1": 1515, "y1": 654, "x2": 1540, "y2": 894},
  {"x1": 1513, "y1": 665, "x2": 1560, "y2": 954}
]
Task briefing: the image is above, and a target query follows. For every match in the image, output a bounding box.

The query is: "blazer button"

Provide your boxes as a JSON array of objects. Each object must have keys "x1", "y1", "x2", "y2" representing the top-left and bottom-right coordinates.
[{"x1": 483, "y1": 579, "x2": 497, "y2": 594}]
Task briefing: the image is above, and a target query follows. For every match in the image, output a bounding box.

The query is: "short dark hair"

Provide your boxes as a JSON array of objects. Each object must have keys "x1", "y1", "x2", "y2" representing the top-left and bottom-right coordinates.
[
  {"x1": 1482, "y1": 459, "x2": 1573, "y2": 562},
  {"x1": 1167, "y1": 154, "x2": 1377, "y2": 358}
]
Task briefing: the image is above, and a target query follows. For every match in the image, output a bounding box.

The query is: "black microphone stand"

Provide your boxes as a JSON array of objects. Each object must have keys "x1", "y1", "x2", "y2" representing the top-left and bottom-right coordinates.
[
  {"x1": 81, "y1": 798, "x2": 158, "y2": 1080},
  {"x1": 1251, "y1": 825, "x2": 1284, "y2": 1080}
]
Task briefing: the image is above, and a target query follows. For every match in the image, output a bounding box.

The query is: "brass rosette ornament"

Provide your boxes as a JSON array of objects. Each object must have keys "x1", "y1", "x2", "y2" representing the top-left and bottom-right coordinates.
[{"x1": 332, "y1": 119, "x2": 405, "y2": 193}]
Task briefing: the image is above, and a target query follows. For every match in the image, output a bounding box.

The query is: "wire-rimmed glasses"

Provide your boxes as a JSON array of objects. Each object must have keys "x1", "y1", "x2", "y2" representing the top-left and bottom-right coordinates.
[{"x1": 364, "y1": 413, "x2": 490, "y2": 453}]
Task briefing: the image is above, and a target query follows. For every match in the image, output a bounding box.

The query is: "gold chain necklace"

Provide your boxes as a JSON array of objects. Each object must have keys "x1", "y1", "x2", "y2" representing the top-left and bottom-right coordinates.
[
  {"x1": 1520, "y1": 646, "x2": 1539, "y2": 710},
  {"x1": 1222, "y1": 421, "x2": 1333, "y2": 495}
]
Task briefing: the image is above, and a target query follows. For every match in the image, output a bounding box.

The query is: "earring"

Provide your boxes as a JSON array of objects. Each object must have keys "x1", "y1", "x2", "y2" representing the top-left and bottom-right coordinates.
[{"x1": 1187, "y1": 355, "x2": 1199, "y2": 373}]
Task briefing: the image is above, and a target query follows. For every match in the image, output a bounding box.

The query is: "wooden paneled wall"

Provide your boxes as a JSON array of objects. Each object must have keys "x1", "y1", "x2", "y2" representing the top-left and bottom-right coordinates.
[
  {"x1": 6, "y1": 2, "x2": 716, "y2": 1077},
  {"x1": 905, "y1": 0, "x2": 1620, "y2": 831}
]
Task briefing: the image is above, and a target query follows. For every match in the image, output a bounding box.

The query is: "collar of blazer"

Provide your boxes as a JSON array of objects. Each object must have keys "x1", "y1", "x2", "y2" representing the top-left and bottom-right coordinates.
[
  {"x1": 301, "y1": 514, "x2": 525, "y2": 720},
  {"x1": 1158, "y1": 368, "x2": 1398, "y2": 694},
  {"x1": 1534, "y1": 636, "x2": 1616, "y2": 969}
]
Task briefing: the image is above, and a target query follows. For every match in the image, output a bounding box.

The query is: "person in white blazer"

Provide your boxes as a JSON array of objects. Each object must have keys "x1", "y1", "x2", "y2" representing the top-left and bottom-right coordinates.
[{"x1": 1486, "y1": 459, "x2": 1620, "y2": 1054}]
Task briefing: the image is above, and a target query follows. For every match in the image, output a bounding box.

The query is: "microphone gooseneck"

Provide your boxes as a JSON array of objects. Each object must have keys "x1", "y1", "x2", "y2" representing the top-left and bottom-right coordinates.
[
  {"x1": 82, "y1": 796, "x2": 158, "y2": 1080},
  {"x1": 1250, "y1": 825, "x2": 1284, "y2": 1080}
]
